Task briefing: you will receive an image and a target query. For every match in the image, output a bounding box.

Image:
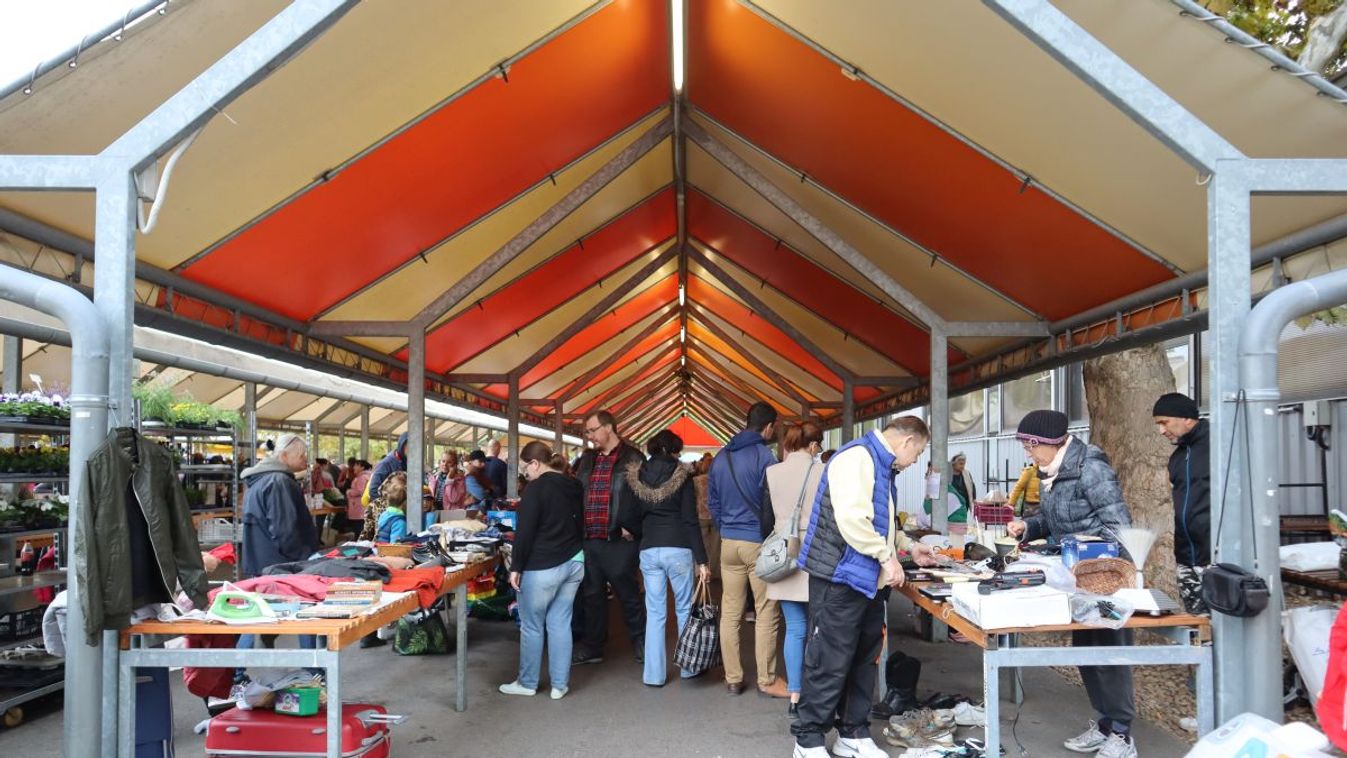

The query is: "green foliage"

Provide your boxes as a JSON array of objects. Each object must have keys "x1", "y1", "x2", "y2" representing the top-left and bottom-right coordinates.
[
  {"x1": 0, "y1": 446, "x2": 70, "y2": 474},
  {"x1": 133, "y1": 383, "x2": 176, "y2": 423},
  {"x1": 1224, "y1": 0, "x2": 1347, "y2": 74},
  {"x1": 134, "y1": 382, "x2": 239, "y2": 428}
]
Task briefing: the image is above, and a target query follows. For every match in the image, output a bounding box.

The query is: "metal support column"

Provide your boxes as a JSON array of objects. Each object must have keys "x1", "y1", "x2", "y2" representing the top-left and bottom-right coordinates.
[
  {"x1": 360, "y1": 406, "x2": 370, "y2": 460},
  {"x1": 507, "y1": 376, "x2": 520, "y2": 498},
  {"x1": 930, "y1": 329, "x2": 950, "y2": 534},
  {"x1": 305, "y1": 420, "x2": 316, "y2": 460},
  {"x1": 244, "y1": 383, "x2": 258, "y2": 461},
  {"x1": 1207, "y1": 172, "x2": 1252, "y2": 723},
  {"x1": 554, "y1": 400, "x2": 564, "y2": 453},
  {"x1": 427, "y1": 419, "x2": 437, "y2": 470},
  {"x1": 407, "y1": 327, "x2": 425, "y2": 530},
  {"x1": 841, "y1": 378, "x2": 855, "y2": 443},
  {"x1": 1, "y1": 336, "x2": 19, "y2": 491}
]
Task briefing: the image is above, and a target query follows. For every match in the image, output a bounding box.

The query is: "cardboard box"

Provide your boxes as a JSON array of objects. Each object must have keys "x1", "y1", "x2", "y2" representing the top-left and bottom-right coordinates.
[{"x1": 950, "y1": 582, "x2": 1071, "y2": 629}]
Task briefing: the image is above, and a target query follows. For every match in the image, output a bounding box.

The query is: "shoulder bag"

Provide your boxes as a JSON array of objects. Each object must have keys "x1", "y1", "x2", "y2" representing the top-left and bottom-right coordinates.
[
  {"x1": 755, "y1": 462, "x2": 816, "y2": 583},
  {"x1": 1201, "y1": 391, "x2": 1270, "y2": 618}
]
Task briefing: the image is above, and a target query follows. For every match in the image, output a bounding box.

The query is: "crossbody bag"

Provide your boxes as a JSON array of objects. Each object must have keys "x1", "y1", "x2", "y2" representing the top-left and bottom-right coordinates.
[{"x1": 755, "y1": 461, "x2": 816, "y2": 583}]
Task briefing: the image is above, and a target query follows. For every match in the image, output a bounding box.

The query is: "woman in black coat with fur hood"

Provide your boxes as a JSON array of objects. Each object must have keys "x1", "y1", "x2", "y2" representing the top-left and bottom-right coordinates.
[{"x1": 622, "y1": 429, "x2": 710, "y2": 686}]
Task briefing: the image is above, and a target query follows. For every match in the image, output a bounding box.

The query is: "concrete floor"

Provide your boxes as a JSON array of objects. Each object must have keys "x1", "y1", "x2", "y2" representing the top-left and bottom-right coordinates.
[{"x1": 0, "y1": 593, "x2": 1193, "y2": 757}]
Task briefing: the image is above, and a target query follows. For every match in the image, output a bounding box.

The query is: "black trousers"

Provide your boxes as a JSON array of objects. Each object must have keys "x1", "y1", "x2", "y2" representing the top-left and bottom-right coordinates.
[
  {"x1": 1073, "y1": 627, "x2": 1137, "y2": 729},
  {"x1": 572, "y1": 538, "x2": 645, "y2": 654},
  {"x1": 791, "y1": 576, "x2": 889, "y2": 748}
]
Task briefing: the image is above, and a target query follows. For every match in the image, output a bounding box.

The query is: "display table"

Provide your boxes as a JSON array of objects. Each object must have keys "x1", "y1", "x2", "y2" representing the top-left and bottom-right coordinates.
[
  {"x1": 897, "y1": 582, "x2": 1214, "y2": 751},
  {"x1": 114, "y1": 555, "x2": 500, "y2": 758}
]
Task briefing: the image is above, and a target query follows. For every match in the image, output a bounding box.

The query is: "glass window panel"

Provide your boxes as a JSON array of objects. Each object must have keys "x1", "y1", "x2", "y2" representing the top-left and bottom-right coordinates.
[{"x1": 1002, "y1": 370, "x2": 1053, "y2": 430}]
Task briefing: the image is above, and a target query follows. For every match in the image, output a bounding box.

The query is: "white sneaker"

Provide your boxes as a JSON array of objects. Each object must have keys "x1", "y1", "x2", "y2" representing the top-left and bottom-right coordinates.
[
  {"x1": 833, "y1": 736, "x2": 889, "y2": 758},
  {"x1": 550, "y1": 686, "x2": 568, "y2": 700},
  {"x1": 1178, "y1": 717, "x2": 1197, "y2": 733},
  {"x1": 1096, "y1": 734, "x2": 1137, "y2": 758},
  {"x1": 498, "y1": 681, "x2": 536, "y2": 696},
  {"x1": 793, "y1": 744, "x2": 831, "y2": 758},
  {"x1": 951, "y1": 701, "x2": 986, "y2": 727},
  {"x1": 896, "y1": 750, "x2": 947, "y2": 758},
  {"x1": 1064, "y1": 721, "x2": 1109, "y2": 753}
]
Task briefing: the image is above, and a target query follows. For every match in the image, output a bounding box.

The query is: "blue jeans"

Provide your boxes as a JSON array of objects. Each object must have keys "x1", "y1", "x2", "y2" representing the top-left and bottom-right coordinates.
[
  {"x1": 640, "y1": 547, "x2": 696, "y2": 685},
  {"x1": 780, "y1": 600, "x2": 808, "y2": 695},
  {"x1": 517, "y1": 560, "x2": 584, "y2": 690}
]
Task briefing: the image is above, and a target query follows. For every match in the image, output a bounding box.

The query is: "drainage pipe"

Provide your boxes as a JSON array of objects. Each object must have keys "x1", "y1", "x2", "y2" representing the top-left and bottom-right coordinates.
[
  {"x1": 1238, "y1": 266, "x2": 1347, "y2": 720},
  {"x1": 0, "y1": 263, "x2": 109, "y2": 758}
]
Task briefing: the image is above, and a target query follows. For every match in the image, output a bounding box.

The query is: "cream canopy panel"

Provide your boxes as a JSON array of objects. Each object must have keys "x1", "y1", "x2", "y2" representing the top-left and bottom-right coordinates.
[
  {"x1": 688, "y1": 248, "x2": 908, "y2": 377},
  {"x1": 748, "y1": 0, "x2": 1347, "y2": 273},
  {"x1": 257, "y1": 390, "x2": 323, "y2": 421},
  {"x1": 686, "y1": 334, "x2": 804, "y2": 410},
  {"x1": 685, "y1": 316, "x2": 827, "y2": 402},
  {"x1": 689, "y1": 114, "x2": 1039, "y2": 327},
  {"x1": 334, "y1": 132, "x2": 673, "y2": 330},
  {"x1": 447, "y1": 252, "x2": 678, "y2": 375},
  {"x1": 567, "y1": 352, "x2": 664, "y2": 413},
  {"x1": 287, "y1": 397, "x2": 342, "y2": 423},
  {"x1": 165, "y1": 373, "x2": 242, "y2": 407},
  {"x1": 346, "y1": 406, "x2": 395, "y2": 431},
  {"x1": 690, "y1": 308, "x2": 835, "y2": 400},
  {"x1": 522, "y1": 294, "x2": 680, "y2": 399}
]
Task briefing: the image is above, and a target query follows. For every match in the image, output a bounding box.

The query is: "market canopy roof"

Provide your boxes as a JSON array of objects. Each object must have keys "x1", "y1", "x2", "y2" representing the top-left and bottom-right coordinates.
[{"x1": 2, "y1": 0, "x2": 1347, "y2": 443}]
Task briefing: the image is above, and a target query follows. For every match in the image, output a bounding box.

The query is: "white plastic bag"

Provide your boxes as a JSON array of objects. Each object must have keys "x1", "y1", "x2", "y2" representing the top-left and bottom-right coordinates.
[
  {"x1": 1185, "y1": 713, "x2": 1333, "y2": 757},
  {"x1": 1280, "y1": 542, "x2": 1341, "y2": 572},
  {"x1": 1285, "y1": 605, "x2": 1338, "y2": 705}
]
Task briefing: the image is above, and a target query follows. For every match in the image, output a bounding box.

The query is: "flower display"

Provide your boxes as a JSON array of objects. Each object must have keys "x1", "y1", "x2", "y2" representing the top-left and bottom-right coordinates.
[{"x1": 0, "y1": 391, "x2": 71, "y2": 423}]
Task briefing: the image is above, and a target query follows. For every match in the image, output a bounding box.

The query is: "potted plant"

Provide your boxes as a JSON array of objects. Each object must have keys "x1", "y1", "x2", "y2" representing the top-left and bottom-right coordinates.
[
  {"x1": 133, "y1": 384, "x2": 176, "y2": 426},
  {"x1": 0, "y1": 391, "x2": 70, "y2": 425}
]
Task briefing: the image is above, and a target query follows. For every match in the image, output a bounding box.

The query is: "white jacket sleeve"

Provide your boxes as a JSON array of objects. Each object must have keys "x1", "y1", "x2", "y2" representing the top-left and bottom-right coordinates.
[{"x1": 829, "y1": 447, "x2": 892, "y2": 562}]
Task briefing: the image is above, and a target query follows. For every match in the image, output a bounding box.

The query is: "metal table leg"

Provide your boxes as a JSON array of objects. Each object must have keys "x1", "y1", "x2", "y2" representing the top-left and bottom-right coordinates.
[
  {"x1": 455, "y1": 581, "x2": 468, "y2": 712},
  {"x1": 325, "y1": 642, "x2": 341, "y2": 758},
  {"x1": 983, "y1": 647, "x2": 1000, "y2": 754},
  {"x1": 1196, "y1": 641, "x2": 1215, "y2": 735},
  {"x1": 116, "y1": 644, "x2": 136, "y2": 758},
  {"x1": 1002, "y1": 633, "x2": 1023, "y2": 705}
]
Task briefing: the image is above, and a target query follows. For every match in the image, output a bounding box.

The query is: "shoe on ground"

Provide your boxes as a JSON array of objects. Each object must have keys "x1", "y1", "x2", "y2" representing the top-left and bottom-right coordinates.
[
  {"x1": 1178, "y1": 717, "x2": 1197, "y2": 733},
  {"x1": 895, "y1": 749, "x2": 948, "y2": 758},
  {"x1": 892, "y1": 708, "x2": 956, "y2": 731},
  {"x1": 498, "y1": 681, "x2": 536, "y2": 696},
  {"x1": 1064, "y1": 721, "x2": 1109, "y2": 753},
  {"x1": 571, "y1": 650, "x2": 603, "y2": 665},
  {"x1": 1096, "y1": 734, "x2": 1137, "y2": 758},
  {"x1": 759, "y1": 677, "x2": 790, "y2": 699},
  {"x1": 832, "y1": 736, "x2": 889, "y2": 758},
  {"x1": 550, "y1": 686, "x2": 568, "y2": 700},
  {"x1": 793, "y1": 744, "x2": 830, "y2": 758},
  {"x1": 950, "y1": 701, "x2": 986, "y2": 727},
  {"x1": 359, "y1": 635, "x2": 386, "y2": 649},
  {"x1": 726, "y1": 681, "x2": 745, "y2": 695},
  {"x1": 881, "y1": 721, "x2": 954, "y2": 749}
]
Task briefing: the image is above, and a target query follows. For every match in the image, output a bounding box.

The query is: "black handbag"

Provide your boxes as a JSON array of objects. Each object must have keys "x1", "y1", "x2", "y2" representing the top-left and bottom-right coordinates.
[
  {"x1": 1201, "y1": 563, "x2": 1270, "y2": 617},
  {"x1": 1201, "y1": 392, "x2": 1270, "y2": 618}
]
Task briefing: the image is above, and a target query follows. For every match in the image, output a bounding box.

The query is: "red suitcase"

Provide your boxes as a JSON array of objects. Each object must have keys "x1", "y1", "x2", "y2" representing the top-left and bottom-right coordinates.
[{"x1": 205, "y1": 702, "x2": 403, "y2": 757}]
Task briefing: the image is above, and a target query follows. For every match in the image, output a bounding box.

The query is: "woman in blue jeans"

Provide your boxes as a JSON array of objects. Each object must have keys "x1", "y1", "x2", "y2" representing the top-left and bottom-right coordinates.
[
  {"x1": 499, "y1": 441, "x2": 585, "y2": 700},
  {"x1": 765, "y1": 421, "x2": 824, "y2": 718},
  {"x1": 621, "y1": 429, "x2": 710, "y2": 686}
]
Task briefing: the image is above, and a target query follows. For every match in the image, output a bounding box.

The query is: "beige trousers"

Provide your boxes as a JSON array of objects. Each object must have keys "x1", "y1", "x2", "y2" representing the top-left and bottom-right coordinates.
[{"x1": 719, "y1": 538, "x2": 780, "y2": 687}]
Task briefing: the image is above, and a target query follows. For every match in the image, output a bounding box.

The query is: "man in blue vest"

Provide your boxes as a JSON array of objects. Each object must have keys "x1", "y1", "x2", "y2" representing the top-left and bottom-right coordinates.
[{"x1": 791, "y1": 416, "x2": 937, "y2": 758}]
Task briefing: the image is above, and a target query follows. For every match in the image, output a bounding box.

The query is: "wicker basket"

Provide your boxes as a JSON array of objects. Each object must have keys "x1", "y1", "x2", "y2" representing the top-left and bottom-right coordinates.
[
  {"x1": 1073, "y1": 557, "x2": 1135, "y2": 595},
  {"x1": 375, "y1": 543, "x2": 415, "y2": 559}
]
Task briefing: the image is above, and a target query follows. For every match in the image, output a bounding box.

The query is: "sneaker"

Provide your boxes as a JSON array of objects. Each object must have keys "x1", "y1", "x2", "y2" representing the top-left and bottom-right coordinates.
[
  {"x1": 498, "y1": 681, "x2": 536, "y2": 696},
  {"x1": 895, "y1": 750, "x2": 948, "y2": 758},
  {"x1": 1096, "y1": 734, "x2": 1137, "y2": 758},
  {"x1": 1178, "y1": 717, "x2": 1197, "y2": 733},
  {"x1": 550, "y1": 686, "x2": 568, "y2": 700},
  {"x1": 951, "y1": 701, "x2": 986, "y2": 727},
  {"x1": 1064, "y1": 721, "x2": 1109, "y2": 753},
  {"x1": 793, "y1": 744, "x2": 830, "y2": 758},
  {"x1": 571, "y1": 650, "x2": 603, "y2": 665},
  {"x1": 893, "y1": 708, "x2": 956, "y2": 731},
  {"x1": 833, "y1": 736, "x2": 889, "y2": 758},
  {"x1": 882, "y1": 720, "x2": 954, "y2": 749}
]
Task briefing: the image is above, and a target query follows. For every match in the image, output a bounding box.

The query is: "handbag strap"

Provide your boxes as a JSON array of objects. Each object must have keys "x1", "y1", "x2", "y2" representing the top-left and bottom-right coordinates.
[
  {"x1": 723, "y1": 451, "x2": 760, "y2": 519},
  {"x1": 1213, "y1": 390, "x2": 1259, "y2": 568},
  {"x1": 693, "y1": 574, "x2": 711, "y2": 606},
  {"x1": 786, "y1": 461, "x2": 817, "y2": 536}
]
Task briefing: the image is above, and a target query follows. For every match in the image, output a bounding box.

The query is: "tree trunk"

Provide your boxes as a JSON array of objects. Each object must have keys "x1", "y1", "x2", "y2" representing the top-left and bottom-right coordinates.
[
  {"x1": 1299, "y1": 0, "x2": 1347, "y2": 75},
  {"x1": 1082, "y1": 345, "x2": 1178, "y2": 597}
]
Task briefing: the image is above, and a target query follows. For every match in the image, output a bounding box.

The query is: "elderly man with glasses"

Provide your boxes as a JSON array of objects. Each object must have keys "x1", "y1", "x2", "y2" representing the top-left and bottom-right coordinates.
[{"x1": 569, "y1": 409, "x2": 647, "y2": 665}]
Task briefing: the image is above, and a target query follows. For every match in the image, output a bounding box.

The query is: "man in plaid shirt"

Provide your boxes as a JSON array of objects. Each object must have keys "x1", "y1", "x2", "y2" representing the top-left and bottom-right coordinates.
[{"x1": 570, "y1": 410, "x2": 646, "y2": 665}]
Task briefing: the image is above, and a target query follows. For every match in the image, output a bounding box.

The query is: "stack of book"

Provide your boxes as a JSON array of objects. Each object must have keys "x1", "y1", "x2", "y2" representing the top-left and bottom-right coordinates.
[{"x1": 295, "y1": 581, "x2": 384, "y2": 619}]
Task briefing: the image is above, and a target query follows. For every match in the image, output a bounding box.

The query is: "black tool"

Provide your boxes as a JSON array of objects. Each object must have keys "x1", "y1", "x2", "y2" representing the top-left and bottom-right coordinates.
[{"x1": 977, "y1": 570, "x2": 1046, "y2": 595}]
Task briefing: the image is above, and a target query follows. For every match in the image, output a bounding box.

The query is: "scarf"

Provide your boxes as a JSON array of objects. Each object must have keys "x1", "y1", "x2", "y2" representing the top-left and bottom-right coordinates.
[{"x1": 1038, "y1": 437, "x2": 1073, "y2": 492}]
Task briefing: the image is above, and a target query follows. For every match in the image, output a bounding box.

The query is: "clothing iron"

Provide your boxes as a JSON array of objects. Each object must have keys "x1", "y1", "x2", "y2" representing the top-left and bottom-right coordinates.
[{"x1": 207, "y1": 590, "x2": 277, "y2": 623}]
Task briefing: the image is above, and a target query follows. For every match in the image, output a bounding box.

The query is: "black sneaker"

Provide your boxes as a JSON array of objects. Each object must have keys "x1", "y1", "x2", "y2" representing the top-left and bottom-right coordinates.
[
  {"x1": 633, "y1": 640, "x2": 644, "y2": 664},
  {"x1": 572, "y1": 650, "x2": 604, "y2": 665},
  {"x1": 359, "y1": 635, "x2": 386, "y2": 649}
]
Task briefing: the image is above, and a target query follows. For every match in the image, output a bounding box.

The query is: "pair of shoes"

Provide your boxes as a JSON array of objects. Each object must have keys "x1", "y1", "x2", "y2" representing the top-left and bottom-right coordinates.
[
  {"x1": 1096, "y1": 734, "x2": 1137, "y2": 758},
  {"x1": 498, "y1": 681, "x2": 536, "y2": 696},
  {"x1": 758, "y1": 678, "x2": 790, "y2": 699},
  {"x1": 792, "y1": 744, "x2": 829, "y2": 758},
  {"x1": 833, "y1": 736, "x2": 889, "y2": 758},
  {"x1": 571, "y1": 650, "x2": 603, "y2": 665},
  {"x1": 943, "y1": 701, "x2": 985, "y2": 727},
  {"x1": 726, "y1": 681, "x2": 745, "y2": 695},
  {"x1": 550, "y1": 686, "x2": 568, "y2": 700},
  {"x1": 1064, "y1": 721, "x2": 1109, "y2": 753},
  {"x1": 787, "y1": 701, "x2": 799, "y2": 719}
]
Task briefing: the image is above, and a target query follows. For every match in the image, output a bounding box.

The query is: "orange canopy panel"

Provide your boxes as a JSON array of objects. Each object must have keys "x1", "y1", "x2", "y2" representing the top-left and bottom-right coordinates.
[
  {"x1": 180, "y1": 0, "x2": 670, "y2": 321},
  {"x1": 578, "y1": 349, "x2": 681, "y2": 415},
  {"x1": 409, "y1": 187, "x2": 677, "y2": 373},
  {"x1": 518, "y1": 275, "x2": 680, "y2": 392},
  {"x1": 686, "y1": 190, "x2": 956, "y2": 373},
  {"x1": 566, "y1": 319, "x2": 683, "y2": 401},
  {"x1": 671, "y1": 416, "x2": 721, "y2": 448},
  {"x1": 686, "y1": 0, "x2": 1174, "y2": 320}
]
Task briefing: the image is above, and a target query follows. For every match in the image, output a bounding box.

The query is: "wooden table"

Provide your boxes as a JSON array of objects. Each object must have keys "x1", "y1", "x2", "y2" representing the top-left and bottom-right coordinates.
[
  {"x1": 114, "y1": 554, "x2": 501, "y2": 758},
  {"x1": 896, "y1": 582, "x2": 1214, "y2": 751},
  {"x1": 1282, "y1": 567, "x2": 1347, "y2": 596}
]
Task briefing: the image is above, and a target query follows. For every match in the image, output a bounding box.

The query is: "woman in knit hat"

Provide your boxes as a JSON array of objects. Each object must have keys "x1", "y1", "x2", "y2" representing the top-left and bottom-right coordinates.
[{"x1": 1005, "y1": 409, "x2": 1139, "y2": 758}]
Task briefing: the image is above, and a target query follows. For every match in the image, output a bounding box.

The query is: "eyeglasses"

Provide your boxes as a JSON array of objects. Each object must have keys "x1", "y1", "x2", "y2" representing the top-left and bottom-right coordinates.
[
  {"x1": 584, "y1": 425, "x2": 603, "y2": 435},
  {"x1": 1020, "y1": 440, "x2": 1039, "y2": 451}
]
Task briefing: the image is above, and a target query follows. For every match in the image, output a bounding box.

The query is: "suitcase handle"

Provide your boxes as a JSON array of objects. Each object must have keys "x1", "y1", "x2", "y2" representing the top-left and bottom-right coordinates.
[{"x1": 354, "y1": 711, "x2": 407, "y2": 727}]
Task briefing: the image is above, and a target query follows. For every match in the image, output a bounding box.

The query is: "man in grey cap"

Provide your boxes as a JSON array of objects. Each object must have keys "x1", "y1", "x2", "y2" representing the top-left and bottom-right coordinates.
[{"x1": 240, "y1": 433, "x2": 319, "y2": 577}]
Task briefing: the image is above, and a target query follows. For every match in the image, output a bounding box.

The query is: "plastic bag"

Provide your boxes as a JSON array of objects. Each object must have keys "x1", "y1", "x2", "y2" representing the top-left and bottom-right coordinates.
[
  {"x1": 1010, "y1": 553, "x2": 1076, "y2": 593},
  {"x1": 1069, "y1": 592, "x2": 1134, "y2": 629}
]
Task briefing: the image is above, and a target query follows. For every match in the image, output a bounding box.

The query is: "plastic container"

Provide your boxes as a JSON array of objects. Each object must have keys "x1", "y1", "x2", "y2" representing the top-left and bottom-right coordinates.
[
  {"x1": 274, "y1": 686, "x2": 321, "y2": 716},
  {"x1": 1061, "y1": 536, "x2": 1119, "y2": 568}
]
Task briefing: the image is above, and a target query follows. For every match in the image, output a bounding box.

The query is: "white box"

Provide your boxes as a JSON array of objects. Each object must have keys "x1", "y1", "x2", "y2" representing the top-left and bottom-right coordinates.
[{"x1": 949, "y1": 582, "x2": 1072, "y2": 630}]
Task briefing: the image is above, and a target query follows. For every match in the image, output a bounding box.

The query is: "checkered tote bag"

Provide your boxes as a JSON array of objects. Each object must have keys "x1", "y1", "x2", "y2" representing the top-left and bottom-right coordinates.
[{"x1": 673, "y1": 576, "x2": 722, "y2": 674}]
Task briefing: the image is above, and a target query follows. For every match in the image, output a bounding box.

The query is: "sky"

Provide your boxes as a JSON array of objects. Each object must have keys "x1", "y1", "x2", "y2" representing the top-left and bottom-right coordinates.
[{"x1": 0, "y1": 0, "x2": 140, "y2": 92}]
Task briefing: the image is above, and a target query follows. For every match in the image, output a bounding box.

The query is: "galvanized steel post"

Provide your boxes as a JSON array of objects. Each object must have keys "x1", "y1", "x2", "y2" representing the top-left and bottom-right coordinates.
[
  {"x1": 507, "y1": 376, "x2": 521, "y2": 498},
  {"x1": 360, "y1": 406, "x2": 370, "y2": 460},
  {"x1": 406, "y1": 326, "x2": 425, "y2": 530},
  {"x1": 930, "y1": 328, "x2": 950, "y2": 534}
]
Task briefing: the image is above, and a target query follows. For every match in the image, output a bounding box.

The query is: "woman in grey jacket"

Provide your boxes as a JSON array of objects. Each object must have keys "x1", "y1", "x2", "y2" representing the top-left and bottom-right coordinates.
[{"x1": 1007, "y1": 410, "x2": 1138, "y2": 758}]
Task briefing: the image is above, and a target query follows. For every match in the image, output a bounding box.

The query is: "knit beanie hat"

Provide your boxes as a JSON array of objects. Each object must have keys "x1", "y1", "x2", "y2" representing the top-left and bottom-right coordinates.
[
  {"x1": 1152, "y1": 392, "x2": 1199, "y2": 420},
  {"x1": 1015, "y1": 410, "x2": 1069, "y2": 446}
]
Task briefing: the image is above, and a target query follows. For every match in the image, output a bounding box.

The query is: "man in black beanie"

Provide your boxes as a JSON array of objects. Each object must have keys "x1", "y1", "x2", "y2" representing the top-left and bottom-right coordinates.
[{"x1": 1153, "y1": 392, "x2": 1210, "y2": 615}]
